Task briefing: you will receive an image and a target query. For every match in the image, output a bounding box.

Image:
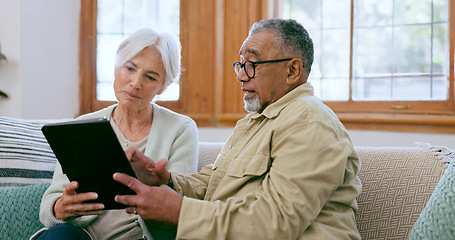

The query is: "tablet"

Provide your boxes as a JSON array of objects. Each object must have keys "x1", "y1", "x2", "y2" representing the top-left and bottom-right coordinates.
[{"x1": 42, "y1": 118, "x2": 137, "y2": 209}]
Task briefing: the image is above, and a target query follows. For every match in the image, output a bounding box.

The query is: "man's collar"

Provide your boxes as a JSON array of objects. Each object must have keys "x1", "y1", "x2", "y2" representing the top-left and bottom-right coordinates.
[{"x1": 250, "y1": 82, "x2": 314, "y2": 119}]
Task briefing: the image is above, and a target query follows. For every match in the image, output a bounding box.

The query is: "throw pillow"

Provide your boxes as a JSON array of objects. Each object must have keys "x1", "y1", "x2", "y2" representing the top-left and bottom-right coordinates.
[
  {"x1": 0, "y1": 117, "x2": 59, "y2": 187},
  {"x1": 407, "y1": 157, "x2": 455, "y2": 239}
]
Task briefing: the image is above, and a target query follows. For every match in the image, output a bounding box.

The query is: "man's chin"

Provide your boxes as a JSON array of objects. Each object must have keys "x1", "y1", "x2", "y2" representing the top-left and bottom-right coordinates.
[{"x1": 244, "y1": 97, "x2": 262, "y2": 113}]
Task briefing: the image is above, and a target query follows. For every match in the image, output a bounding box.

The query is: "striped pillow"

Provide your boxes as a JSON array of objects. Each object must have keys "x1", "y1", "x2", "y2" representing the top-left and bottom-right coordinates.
[{"x1": 0, "y1": 117, "x2": 60, "y2": 188}]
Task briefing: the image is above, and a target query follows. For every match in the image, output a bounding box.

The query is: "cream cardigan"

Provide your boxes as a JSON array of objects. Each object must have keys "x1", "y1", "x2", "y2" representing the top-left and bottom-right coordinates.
[{"x1": 33, "y1": 103, "x2": 198, "y2": 239}]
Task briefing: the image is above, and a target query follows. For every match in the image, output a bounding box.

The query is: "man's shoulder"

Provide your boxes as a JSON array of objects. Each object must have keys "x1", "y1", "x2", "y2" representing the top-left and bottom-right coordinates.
[
  {"x1": 276, "y1": 95, "x2": 345, "y2": 133},
  {"x1": 283, "y1": 95, "x2": 333, "y2": 119}
]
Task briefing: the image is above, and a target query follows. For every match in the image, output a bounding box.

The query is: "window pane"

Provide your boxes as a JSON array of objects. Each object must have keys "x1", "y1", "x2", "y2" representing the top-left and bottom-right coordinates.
[
  {"x1": 354, "y1": 78, "x2": 392, "y2": 100},
  {"x1": 282, "y1": 0, "x2": 321, "y2": 30},
  {"x1": 321, "y1": 78, "x2": 350, "y2": 100},
  {"x1": 354, "y1": 27, "x2": 393, "y2": 76},
  {"x1": 97, "y1": 35, "x2": 123, "y2": 80},
  {"x1": 432, "y1": 76, "x2": 447, "y2": 100},
  {"x1": 123, "y1": 0, "x2": 148, "y2": 34},
  {"x1": 97, "y1": 0, "x2": 180, "y2": 102},
  {"x1": 98, "y1": 0, "x2": 123, "y2": 33},
  {"x1": 393, "y1": 76, "x2": 432, "y2": 100},
  {"x1": 393, "y1": 25, "x2": 431, "y2": 74},
  {"x1": 322, "y1": 0, "x2": 351, "y2": 28},
  {"x1": 394, "y1": 0, "x2": 432, "y2": 25},
  {"x1": 353, "y1": 0, "x2": 449, "y2": 101},
  {"x1": 356, "y1": 0, "x2": 393, "y2": 27},
  {"x1": 434, "y1": 0, "x2": 448, "y2": 22},
  {"x1": 282, "y1": 0, "x2": 350, "y2": 101},
  {"x1": 322, "y1": 29, "x2": 350, "y2": 79},
  {"x1": 433, "y1": 24, "x2": 448, "y2": 74}
]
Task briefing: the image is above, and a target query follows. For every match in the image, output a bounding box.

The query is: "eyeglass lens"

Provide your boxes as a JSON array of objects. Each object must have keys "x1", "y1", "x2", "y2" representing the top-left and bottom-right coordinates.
[{"x1": 234, "y1": 61, "x2": 254, "y2": 78}]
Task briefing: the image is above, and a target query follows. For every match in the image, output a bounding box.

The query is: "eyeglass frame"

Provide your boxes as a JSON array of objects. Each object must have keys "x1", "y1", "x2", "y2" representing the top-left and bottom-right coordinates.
[{"x1": 233, "y1": 58, "x2": 294, "y2": 78}]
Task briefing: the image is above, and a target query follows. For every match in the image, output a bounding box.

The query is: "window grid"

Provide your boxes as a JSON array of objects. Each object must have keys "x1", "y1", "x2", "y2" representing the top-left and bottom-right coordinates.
[
  {"x1": 96, "y1": 0, "x2": 180, "y2": 101},
  {"x1": 284, "y1": 0, "x2": 449, "y2": 102}
]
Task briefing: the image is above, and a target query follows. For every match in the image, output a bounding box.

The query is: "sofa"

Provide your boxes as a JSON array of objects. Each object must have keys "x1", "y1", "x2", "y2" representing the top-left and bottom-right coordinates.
[{"x1": 0, "y1": 116, "x2": 454, "y2": 240}]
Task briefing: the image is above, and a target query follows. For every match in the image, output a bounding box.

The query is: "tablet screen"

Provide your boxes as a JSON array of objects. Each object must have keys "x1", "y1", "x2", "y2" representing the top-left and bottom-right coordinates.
[{"x1": 42, "y1": 118, "x2": 137, "y2": 209}]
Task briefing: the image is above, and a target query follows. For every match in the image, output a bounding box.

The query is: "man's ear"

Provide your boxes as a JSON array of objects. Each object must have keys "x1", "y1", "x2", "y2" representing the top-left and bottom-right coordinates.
[{"x1": 286, "y1": 59, "x2": 303, "y2": 85}]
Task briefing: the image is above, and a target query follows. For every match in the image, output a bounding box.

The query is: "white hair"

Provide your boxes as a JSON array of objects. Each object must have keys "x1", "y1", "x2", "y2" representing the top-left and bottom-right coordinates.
[{"x1": 115, "y1": 28, "x2": 181, "y2": 90}]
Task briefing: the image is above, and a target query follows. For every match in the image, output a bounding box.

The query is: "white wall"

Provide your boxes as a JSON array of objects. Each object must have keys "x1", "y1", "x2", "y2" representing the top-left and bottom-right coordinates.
[
  {"x1": 0, "y1": 0, "x2": 80, "y2": 119},
  {"x1": 0, "y1": 0, "x2": 454, "y2": 148},
  {"x1": 198, "y1": 128, "x2": 455, "y2": 149}
]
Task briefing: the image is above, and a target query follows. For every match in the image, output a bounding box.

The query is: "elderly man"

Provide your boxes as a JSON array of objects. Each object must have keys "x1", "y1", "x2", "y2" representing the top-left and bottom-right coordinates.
[{"x1": 114, "y1": 18, "x2": 362, "y2": 240}]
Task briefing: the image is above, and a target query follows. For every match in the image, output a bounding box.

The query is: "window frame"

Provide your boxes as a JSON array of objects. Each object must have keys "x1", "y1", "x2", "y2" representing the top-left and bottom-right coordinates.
[
  {"x1": 325, "y1": 0, "x2": 455, "y2": 133},
  {"x1": 79, "y1": 0, "x2": 183, "y2": 116},
  {"x1": 80, "y1": 0, "x2": 455, "y2": 133}
]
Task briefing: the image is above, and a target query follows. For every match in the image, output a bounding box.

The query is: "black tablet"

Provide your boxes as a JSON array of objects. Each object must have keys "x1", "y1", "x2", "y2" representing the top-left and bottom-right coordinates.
[{"x1": 42, "y1": 118, "x2": 137, "y2": 209}]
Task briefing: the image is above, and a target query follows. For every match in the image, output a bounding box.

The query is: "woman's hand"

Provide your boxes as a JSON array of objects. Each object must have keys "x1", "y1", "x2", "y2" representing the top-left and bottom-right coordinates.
[
  {"x1": 126, "y1": 147, "x2": 170, "y2": 186},
  {"x1": 54, "y1": 181, "x2": 105, "y2": 221}
]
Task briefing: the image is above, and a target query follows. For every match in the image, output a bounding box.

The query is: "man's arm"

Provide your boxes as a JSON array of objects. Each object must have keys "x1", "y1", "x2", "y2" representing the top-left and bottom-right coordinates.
[
  {"x1": 115, "y1": 123, "x2": 360, "y2": 239},
  {"x1": 175, "y1": 123, "x2": 360, "y2": 239}
]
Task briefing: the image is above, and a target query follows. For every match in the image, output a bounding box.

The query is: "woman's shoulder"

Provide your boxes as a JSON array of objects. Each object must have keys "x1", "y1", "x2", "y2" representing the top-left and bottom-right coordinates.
[{"x1": 76, "y1": 104, "x2": 117, "y2": 120}]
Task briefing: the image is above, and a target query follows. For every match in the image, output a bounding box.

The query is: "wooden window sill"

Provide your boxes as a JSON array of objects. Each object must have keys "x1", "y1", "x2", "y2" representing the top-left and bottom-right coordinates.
[{"x1": 337, "y1": 113, "x2": 455, "y2": 133}]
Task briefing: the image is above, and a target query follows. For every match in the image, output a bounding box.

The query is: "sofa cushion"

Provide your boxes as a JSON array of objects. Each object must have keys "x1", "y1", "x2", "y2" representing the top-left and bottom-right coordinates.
[
  {"x1": 198, "y1": 142, "x2": 224, "y2": 171},
  {"x1": 0, "y1": 117, "x2": 59, "y2": 188},
  {"x1": 0, "y1": 182, "x2": 50, "y2": 239},
  {"x1": 407, "y1": 153, "x2": 455, "y2": 239},
  {"x1": 355, "y1": 146, "x2": 451, "y2": 240}
]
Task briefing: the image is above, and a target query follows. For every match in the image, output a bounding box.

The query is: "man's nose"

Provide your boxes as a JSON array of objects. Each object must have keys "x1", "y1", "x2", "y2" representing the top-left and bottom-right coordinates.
[{"x1": 236, "y1": 67, "x2": 250, "y2": 83}]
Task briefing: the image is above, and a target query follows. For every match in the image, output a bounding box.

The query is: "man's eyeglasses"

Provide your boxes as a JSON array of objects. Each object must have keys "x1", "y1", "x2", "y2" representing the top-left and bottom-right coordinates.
[{"x1": 233, "y1": 58, "x2": 293, "y2": 78}]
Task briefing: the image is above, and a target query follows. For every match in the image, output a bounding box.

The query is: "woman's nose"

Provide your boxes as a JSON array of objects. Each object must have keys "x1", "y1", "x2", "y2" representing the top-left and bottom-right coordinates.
[{"x1": 130, "y1": 74, "x2": 141, "y2": 88}]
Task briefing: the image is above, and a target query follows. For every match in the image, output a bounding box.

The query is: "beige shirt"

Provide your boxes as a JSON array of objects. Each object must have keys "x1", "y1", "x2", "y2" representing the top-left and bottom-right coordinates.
[{"x1": 171, "y1": 83, "x2": 362, "y2": 240}]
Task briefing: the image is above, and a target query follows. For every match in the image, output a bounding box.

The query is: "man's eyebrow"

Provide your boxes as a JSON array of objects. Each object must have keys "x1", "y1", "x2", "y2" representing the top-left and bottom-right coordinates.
[{"x1": 239, "y1": 48, "x2": 260, "y2": 58}]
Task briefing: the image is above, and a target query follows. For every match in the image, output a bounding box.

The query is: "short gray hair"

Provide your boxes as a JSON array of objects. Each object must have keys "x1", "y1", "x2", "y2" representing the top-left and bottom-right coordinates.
[
  {"x1": 249, "y1": 19, "x2": 314, "y2": 74},
  {"x1": 115, "y1": 28, "x2": 181, "y2": 90}
]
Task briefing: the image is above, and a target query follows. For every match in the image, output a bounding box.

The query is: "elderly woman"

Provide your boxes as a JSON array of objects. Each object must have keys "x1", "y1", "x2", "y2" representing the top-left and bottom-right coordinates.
[{"x1": 32, "y1": 28, "x2": 198, "y2": 240}]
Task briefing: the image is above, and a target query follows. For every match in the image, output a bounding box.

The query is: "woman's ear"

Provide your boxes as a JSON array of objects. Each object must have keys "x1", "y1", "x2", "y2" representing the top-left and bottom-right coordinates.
[{"x1": 286, "y1": 59, "x2": 303, "y2": 85}]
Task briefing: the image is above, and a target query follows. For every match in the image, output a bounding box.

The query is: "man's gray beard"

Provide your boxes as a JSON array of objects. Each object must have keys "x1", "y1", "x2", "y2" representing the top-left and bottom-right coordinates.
[{"x1": 244, "y1": 94, "x2": 262, "y2": 113}]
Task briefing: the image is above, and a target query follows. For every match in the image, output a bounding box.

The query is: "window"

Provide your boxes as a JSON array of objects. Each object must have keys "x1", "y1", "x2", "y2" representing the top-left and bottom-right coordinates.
[
  {"x1": 281, "y1": 0, "x2": 449, "y2": 101},
  {"x1": 80, "y1": 0, "x2": 455, "y2": 132},
  {"x1": 277, "y1": 0, "x2": 455, "y2": 132},
  {"x1": 96, "y1": 0, "x2": 180, "y2": 101}
]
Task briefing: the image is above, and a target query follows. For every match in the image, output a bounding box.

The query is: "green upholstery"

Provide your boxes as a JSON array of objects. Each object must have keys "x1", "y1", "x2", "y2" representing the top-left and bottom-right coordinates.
[
  {"x1": 408, "y1": 158, "x2": 455, "y2": 239},
  {"x1": 0, "y1": 183, "x2": 50, "y2": 240}
]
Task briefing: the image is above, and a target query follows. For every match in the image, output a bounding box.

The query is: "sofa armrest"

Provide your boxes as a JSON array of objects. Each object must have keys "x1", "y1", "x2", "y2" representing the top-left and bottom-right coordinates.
[{"x1": 354, "y1": 146, "x2": 450, "y2": 239}]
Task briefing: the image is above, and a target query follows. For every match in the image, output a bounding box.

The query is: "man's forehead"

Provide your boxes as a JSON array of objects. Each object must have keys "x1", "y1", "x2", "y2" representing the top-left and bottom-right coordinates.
[{"x1": 238, "y1": 32, "x2": 275, "y2": 58}]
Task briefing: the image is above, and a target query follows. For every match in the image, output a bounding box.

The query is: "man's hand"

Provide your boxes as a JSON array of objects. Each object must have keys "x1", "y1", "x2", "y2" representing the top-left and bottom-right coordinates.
[
  {"x1": 114, "y1": 173, "x2": 183, "y2": 225},
  {"x1": 54, "y1": 181, "x2": 105, "y2": 221},
  {"x1": 126, "y1": 147, "x2": 170, "y2": 186}
]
